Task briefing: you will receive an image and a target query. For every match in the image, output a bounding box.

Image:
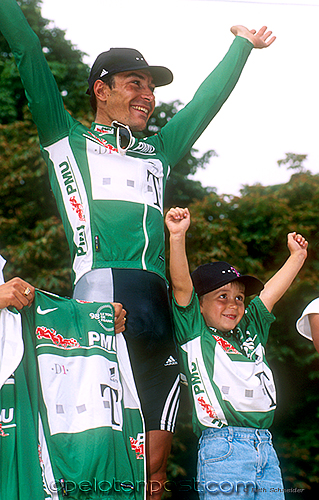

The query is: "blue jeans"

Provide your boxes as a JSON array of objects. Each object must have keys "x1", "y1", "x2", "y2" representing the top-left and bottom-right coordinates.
[{"x1": 197, "y1": 427, "x2": 285, "y2": 499}]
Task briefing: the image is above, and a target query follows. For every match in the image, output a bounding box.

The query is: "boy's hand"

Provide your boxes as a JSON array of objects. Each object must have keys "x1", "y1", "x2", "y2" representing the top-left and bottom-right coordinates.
[
  {"x1": 165, "y1": 207, "x2": 190, "y2": 236},
  {"x1": 287, "y1": 232, "x2": 308, "y2": 259},
  {"x1": 230, "y1": 25, "x2": 276, "y2": 49}
]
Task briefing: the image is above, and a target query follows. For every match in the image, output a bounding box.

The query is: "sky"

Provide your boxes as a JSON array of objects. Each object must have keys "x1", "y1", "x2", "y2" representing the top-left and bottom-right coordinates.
[{"x1": 40, "y1": 0, "x2": 319, "y2": 196}]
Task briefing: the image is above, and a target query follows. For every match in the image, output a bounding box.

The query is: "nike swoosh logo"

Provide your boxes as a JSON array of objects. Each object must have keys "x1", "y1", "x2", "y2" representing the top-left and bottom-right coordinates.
[{"x1": 37, "y1": 306, "x2": 58, "y2": 315}]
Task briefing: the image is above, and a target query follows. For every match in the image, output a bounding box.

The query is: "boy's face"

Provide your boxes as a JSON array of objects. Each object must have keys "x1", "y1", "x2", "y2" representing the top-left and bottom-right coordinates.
[{"x1": 200, "y1": 281, "x2": 245, "y2": 333}]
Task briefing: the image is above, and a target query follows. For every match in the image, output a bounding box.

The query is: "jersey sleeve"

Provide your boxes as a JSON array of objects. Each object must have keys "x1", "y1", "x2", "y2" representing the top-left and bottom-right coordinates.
[
  {"x1": 154, "y1": 36, "x2": 253, "y2": 167},
  {"x1": 172, "y1": 288, "x2": 205, "y2": 345},
  {"x1": 296, "y1": 297, "x2": 319, "y2": 341},
  {"x1": 243, "y1": 296, "x2": 276, "y2": 347},
  {"x1": 0, "y1": 0, "x2": 74, "y2": 146}
]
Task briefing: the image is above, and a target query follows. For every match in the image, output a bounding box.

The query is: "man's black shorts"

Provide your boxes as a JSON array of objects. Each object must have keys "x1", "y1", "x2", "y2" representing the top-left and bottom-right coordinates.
[{"x1": 73, "y1": 268, "x2": 180, "y2": 432}]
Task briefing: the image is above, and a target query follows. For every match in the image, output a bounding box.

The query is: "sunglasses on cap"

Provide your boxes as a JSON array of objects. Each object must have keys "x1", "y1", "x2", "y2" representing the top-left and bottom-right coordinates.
[{"x1": 112, "y1": 121, "x2": 134, "y2": 156}]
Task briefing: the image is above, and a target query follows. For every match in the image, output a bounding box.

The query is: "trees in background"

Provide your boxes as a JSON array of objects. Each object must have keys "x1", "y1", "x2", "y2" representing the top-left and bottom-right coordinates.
[{"x1": 1, "y1": 1, "x2": 319, "y2": 498}]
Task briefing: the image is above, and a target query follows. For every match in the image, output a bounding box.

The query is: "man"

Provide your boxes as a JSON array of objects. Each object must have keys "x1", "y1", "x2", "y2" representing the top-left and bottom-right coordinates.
[{"x1": 0, "y1": 1, "x2": 275, "y2": 496}]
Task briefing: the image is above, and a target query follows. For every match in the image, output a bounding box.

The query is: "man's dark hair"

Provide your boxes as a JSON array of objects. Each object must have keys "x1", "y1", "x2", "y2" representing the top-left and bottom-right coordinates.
[{"x1": 89, "y1": 74, "x2": 115, "y2": 115}]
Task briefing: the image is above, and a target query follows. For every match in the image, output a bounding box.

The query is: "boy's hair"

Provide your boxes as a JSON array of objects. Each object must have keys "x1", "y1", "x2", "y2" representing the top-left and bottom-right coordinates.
[{"x1": 191, "y1": 261, "x2": 263, "y2": 298}]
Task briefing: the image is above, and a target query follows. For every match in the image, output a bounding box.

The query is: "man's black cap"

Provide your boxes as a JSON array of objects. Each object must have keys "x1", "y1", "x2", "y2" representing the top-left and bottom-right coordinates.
[
  {"x1": 191, "y1": 261, "x2": 264, "y2": 298},
  {"x1": 86, "y1": 48, "x2": 173, "y2": 94}
]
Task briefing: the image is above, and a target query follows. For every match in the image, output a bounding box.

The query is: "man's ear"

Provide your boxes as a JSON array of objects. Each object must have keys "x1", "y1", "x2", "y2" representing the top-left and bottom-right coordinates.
[{"x1": 93, "y1": 80, "x2": 110, "y2": 102}]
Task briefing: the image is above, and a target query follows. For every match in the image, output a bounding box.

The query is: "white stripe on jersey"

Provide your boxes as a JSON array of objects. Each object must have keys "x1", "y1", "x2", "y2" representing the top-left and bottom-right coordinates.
[{"x1": 45, "y1": 138, "x2": 93, "y2": 285}]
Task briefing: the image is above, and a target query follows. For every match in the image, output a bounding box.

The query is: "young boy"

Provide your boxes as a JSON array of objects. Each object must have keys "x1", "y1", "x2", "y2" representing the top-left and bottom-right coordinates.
[{"x1": 165, "y1": 207, "x2": 308, "y2": 499}]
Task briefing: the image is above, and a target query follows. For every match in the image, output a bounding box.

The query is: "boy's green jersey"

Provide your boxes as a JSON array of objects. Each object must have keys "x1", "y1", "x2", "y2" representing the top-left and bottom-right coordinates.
[
  {"x1": 0, "y1": 0, "x2": 253, "y2": 286},
  {"x1": 0, "y1": 290, "x2": 145, "y2": 500},
  {"x1": 172, "y1": 292, "x2": 277, "y2": 436}
]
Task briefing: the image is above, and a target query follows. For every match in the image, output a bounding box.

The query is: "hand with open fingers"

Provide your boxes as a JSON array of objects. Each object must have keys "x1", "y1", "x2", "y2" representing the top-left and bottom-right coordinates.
[
  {"x1": 112, "y1": 302, "x2": 127, "y2": 334},
  {"x1": 287, "y1": 232, "x2": 308, "y2": 258},
  {"x1": 0, "y1": 277, "x2": 35, "y2": 310},
  {"x1": 165, "y1": 207, "x2": 190, "y2": 236},
  {"x1": 231, "y1": 25, "x2": 276, "y2": 49}
]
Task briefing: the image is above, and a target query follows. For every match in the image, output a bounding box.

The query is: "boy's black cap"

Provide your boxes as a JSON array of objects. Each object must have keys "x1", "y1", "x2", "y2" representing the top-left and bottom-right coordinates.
[
  {"x1": 86, "y1": 48, "x2": 173, "y2": 94},
  {"x1": 191, "y1": 261, "x2": 264, "y2": 298}
]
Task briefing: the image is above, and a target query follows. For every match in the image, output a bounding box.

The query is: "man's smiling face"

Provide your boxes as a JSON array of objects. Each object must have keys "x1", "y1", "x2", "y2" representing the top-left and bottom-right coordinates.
[
  {"x1": 101, "y1": 70, "x2": 155, "y2": 131},
  {"x1": 200, "y1": 281, "x2": 246, "y2": 333}
]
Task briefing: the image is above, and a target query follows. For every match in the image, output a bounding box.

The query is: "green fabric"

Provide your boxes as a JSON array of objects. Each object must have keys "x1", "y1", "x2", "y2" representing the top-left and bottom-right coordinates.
[{"x1": 0, "y1": 290, "x2": 145, "y2": 499}]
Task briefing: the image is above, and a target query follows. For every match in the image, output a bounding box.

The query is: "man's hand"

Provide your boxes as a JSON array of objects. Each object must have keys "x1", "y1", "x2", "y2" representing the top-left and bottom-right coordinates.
[
  {"x1": 287, "y1": 232, "x2": 308, "y2": 259},
  {"x1": 231, "y1": 25, "x2": 276, "y2": 49},
  {"x1": 0, "y1": 278, "x2": 35, "y2": 310},
  {"x1": 112, "y1": 302, "x2": 127, "y2": 334},
  {"x1": 165, "y1": 207, "x2": 190, "y2": 236}
]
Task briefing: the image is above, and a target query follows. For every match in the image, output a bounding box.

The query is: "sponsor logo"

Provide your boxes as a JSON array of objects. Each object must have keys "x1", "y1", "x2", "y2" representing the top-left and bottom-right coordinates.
[
  {"x1": 129, "y1": 433, "x2": 144, "y2": 459},
  {"x1": 36, "y1": 326, "x2": 80, "y2": 349},
  {"x1": 164, "y1": 356, "x2": 178, "y2": 366},
  {"x1": 197, "y1": 396, "x2": 218, "y2": 419},
  {"x1": 89, "y1": 305, "x2": 114, "y2": 333},
  {"x1": 59, "y1": 160, "x2": 77, "y2": 196},
  {"x1": 100, "y1": 69, "x2": 108, "y2": 78},
  {"x1": 94, "y1": 125, "x2": 113, "y2": 135},
  {"x1": 37, "y1": 306, "x2": 58, "y2": 315},
  {"x1": 0, "y1": 423, "x2": 9, "y2": 437},
  {"x1": 70, "y1": 196, "x2": 85, "y2": 222},
  {"x1": 133, "y1": 142, "x2": 155, "y2": 155},
  {"x1": 213, "y1": 335, "x2": 240, "y2": 354},
  {"x1": 88, "y1": 332, "x2": 116, "y2": 352},
  {"x1": 76, "y1": 224, "x2": 88, "y2": 256},
  {"x1": 0, "y1": 407, "x2": 14, "y2": 424},
  {"x1": 190, "y1": 362, "x2": 205, "y2": 395},
  {"x1": 84, "y1": 131, "x2": 118, "y2": 154}
]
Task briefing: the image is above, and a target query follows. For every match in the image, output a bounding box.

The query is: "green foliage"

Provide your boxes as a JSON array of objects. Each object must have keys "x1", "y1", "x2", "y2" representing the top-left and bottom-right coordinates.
[{"x1": 0, "y1": 0, "x2": 91, "y2": 123}]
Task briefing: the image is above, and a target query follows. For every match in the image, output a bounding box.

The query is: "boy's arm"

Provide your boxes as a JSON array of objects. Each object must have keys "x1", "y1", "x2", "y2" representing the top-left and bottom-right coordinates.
[
  {"x1": 259, "y1": 232, "x2": 308, "y2": 312},
  {"x1": 165, "y1": 207, "x2": 193, "y2": 307}
]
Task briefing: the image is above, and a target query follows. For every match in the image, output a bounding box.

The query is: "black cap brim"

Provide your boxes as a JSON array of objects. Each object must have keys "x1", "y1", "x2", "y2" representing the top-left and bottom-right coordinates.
[{"x1": 86, "y1": 64, "x2": 173, "y2": 95}]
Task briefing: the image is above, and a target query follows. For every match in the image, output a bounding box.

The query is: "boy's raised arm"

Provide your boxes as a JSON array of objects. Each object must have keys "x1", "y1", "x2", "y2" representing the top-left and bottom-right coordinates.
[
  {"x1": 259, "y1": 232, "x2": 308, "y2": 312},
  {"x1": 165, "y1": 207, "x2": 193, "y2": 307}
]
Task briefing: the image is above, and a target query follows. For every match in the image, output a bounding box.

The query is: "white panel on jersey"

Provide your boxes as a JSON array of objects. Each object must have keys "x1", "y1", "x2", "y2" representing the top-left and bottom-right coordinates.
[
  {"x1": 181, "y1": 337, "x2": 227, "y2": 428},
  {"x1": 45, "y1": 138, "x2": 93, "y2": 284},
  {"x1": 38, "y1": 354, "x2": 123, "y2": 435},
  {"x1": 86, "y1": 141, "x2": 164, "y2": 213},
  {"x1": 213, "y1": 343, "x2": 276, "y2": 412}
]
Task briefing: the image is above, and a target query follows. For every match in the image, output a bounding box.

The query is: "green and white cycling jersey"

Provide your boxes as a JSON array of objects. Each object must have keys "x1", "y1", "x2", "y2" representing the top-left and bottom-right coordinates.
[
  {"x1": 0, "y1": 0, "x2": 254, "y2": 286},
  {"x1": 0, "y1": 290, "x2": 145, "y2": 500},
  {"x1": 172, "y1": 292, "x2": 277, "y2": 437}
]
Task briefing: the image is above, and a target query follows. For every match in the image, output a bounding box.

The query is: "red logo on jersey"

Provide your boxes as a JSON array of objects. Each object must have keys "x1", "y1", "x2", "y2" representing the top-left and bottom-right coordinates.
[
  {"x1": 197, "y1": 396, "x2": 218, "y2": 419},
  {"x1": 0, "y1": 423, "x2": 9, "y2": 437},
  {"x1": 69, "y1": 196, "x2": 85, "y2": 221},
  {"x1": 213, "y1": 335, "x2": 240, "y2": 354},
  {"x1": 130, "y1": 435, "x2": 144, "y2": 459},
  {"x1": 36, "y1": 326, "x2": 80, "y2": 349},
  {"x1": 87, "y1": 130, "x2": 118, "y2": 153}
]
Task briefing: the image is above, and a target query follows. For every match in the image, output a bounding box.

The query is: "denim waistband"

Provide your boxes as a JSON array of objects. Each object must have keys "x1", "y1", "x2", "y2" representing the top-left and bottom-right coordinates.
[{"x1": 201, "y1": 426, "x2": 272, "y2": 442}]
